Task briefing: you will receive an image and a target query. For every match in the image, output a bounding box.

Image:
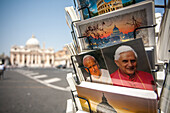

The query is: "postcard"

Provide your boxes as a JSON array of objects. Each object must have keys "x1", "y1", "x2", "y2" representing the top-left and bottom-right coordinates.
[
  {"x1": 102, "y1": 38, "x2": 157, "y2": 90},
  {"x1": 75, "y1": 49, "x2": 113, "y2": 85},
  {"x1": 75, "y1": 38, "x2": 157, "y2": 91},
  {"x1": 75, "y1": 1, "x2": 155, "y2": 51},
  {"x1": 77, "y1": 0, "x2": 150, "y2": 20},
  {"x1": 76, "y1": 81, "x2": 158, "y2": 113}
]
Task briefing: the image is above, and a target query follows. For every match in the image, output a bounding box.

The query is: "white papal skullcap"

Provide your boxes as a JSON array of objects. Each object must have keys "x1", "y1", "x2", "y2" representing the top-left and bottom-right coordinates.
[
  {"x1": 114, "y1": 45, "x2": 137, "y2": 60},
  {"x1": 83, "y1": 55, "x2": 95, "y2": 61},
  {"x1": 83, "y1": 55, "x2": 97, "y2": 64}
]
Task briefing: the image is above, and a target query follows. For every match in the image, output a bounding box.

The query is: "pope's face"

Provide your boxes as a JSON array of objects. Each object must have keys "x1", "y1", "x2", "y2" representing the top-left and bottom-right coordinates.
[
  {"x1": 115, "y1": 51, "x2": 137, "y2": 75},
  {"x1": 83, "y1": 57, "x2": 101, "y2": 76}
]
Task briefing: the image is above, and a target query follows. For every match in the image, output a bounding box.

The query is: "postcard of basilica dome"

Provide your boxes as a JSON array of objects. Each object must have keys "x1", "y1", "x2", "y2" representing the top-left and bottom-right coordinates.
[
  {"x1": 76, "y1": 81, "x2": 158, "y2": 113},
  {"x1": 75, "y1": 1, "x2": 155, "y2": 51}
]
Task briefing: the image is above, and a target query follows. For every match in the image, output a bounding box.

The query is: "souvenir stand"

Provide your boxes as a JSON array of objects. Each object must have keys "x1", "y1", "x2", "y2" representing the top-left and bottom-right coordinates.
[{"x1": 65, "y1": 0, "x2": 170, "y2": 113}]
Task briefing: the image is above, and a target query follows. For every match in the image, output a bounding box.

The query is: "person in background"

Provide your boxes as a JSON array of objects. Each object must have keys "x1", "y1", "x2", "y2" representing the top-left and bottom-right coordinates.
[{"x1": 0, "y1": 60, "x2": 5, "y2": 80}]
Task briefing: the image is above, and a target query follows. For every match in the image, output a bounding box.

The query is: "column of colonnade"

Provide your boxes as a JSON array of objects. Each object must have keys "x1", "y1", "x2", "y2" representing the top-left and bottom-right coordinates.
[
  {"x1": 29, "y1": 54, "x2": 31, "y2": 66},
  {"x1": 31, "y1": 54, "x2": 33, "y2": 66},
  {"x1": 17, "y1": 53, "x2": 20, "y2": 65},
  {"x1": 44, "y1": 54, "x2": 48, "y2": 66},
  {"x1": 27, "y1": 54, "x2": 30, "y2": 66},
  {"x1": 36, "y1": 54, "x2": 39, "y2": 66},
  {"x1": 35, "y1": 54, "x2": 37, "y2": 65},
  {"x1": 47, "y1": 54, "x2": 49, "y2": 66},
  {"x1": 10, "y1": 51, "x2": 56, "y2": 67},
  {"x1": 30, "y1": 54, "x2": 32, "y2": 66},
  {"x1": 10, "y1": 53, "x2": 14, "y2": 65},
  {"x1": 25, "y1": 53, "x2": 41, "y2": 67},
  {"x1": 38, "y1": 55, "x2": 41, "y2": 66},
  {"x1": 22, "y1": 54, "x2": 25, "y2": 66},
  {"x1": 40, "y1": 54, "x2": 43, "y2": 66},
  {"x1": 51, "y1": 54, "x2": 54, "y2": 66},
  {"x1": 34, "y1": 53, "x2": 38, "y2": 66}
]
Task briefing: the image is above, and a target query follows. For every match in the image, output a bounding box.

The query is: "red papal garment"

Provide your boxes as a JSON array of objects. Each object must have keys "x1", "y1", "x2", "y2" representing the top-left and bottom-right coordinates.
[{"x1": 110, "y1": 69, "x2": 156, "y2": 91}]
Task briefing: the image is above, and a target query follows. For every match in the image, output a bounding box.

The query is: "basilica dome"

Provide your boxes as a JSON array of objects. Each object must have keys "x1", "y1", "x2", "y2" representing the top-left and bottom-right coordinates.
[
  {"x1": 26, "y1": 35, "x2": 40, "y2": 48},
  {"x1": 96, "y1": 93, "x2": 117, "y2": 113}
]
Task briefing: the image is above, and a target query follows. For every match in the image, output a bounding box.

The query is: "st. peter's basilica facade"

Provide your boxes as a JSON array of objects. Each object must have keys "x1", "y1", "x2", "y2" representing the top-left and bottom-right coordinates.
[{"x1": 10, "y1": 35, "x2": 70, "y2": 67}]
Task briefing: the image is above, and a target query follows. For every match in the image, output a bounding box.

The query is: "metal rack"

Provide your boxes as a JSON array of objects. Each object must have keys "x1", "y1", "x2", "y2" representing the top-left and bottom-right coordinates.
[
  {"x1": 67, "y1": 0, "x2": 169, "y2": 113},
  {"x1": 70, "y1": 0, "x2": 167, "y2": 52}
]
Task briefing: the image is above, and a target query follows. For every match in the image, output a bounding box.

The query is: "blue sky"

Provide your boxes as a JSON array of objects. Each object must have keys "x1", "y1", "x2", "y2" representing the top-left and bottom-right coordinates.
[
  {"x1": 0, "y1": 0, "x2": 74, "y2": 56},
  {"x1": 0, "y1": 0, "x2": 165, "y2": 56}
]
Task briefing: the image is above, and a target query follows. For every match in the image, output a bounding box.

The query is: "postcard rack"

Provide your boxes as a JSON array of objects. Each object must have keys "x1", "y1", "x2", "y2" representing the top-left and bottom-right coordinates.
[
  {"x1": 157, "y1": 60, "x2": 170, "y2": 113},
  {"x1": 69, "y1": 83, "x2": 92, "y2": 113},
  {"x1": 66, "y1": 1, "x2": 169, "y2": 113},
  {"x1": 72, "y1": 0, "x2": 91, "y2": 18},
  {"x1": 71, "y1": 90, "x2": 92, "y2": 112},
  {"x1": 78, "y1": 66, "x2": 92, "y2": 82},
  {"x1": 71, "y1": 0, "x2": 94, "y2": 52},
  {"x1": 67, "y1": 70, "x2": 92, "y2": 112},
  {"x1": 133, "y1": 24, "x2": 157, "y2": 39},
  {"x1": 155, "y1": 0, "x2": 167, "y2": 9},
  {"x1": 78, "y1": 6, "x2": 91, "y2": 18},
  {"x1": 78, "y1": 36, "x2": 94, "y2": 50},
  {"x1": 76, "y1": 95, "x2": 92, "y2": 113},
  {"x1": 71, "y1": 20, "x2": 81, "y2": 53},
  {"x1": 71, "y1": 55, "x2": 80, "y2": 84},
  {"x1": 71, "y1": 55, "x2": 93, "y2": 83},
  {"x1": 70, "y1": 0, "x2": 167, "y2": 53}
]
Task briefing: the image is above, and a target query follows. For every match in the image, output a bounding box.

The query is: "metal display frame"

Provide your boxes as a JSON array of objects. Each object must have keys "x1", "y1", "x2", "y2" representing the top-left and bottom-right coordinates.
[{"x1": 68, "y1": 0, "x2": 169, "y2": 113}]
